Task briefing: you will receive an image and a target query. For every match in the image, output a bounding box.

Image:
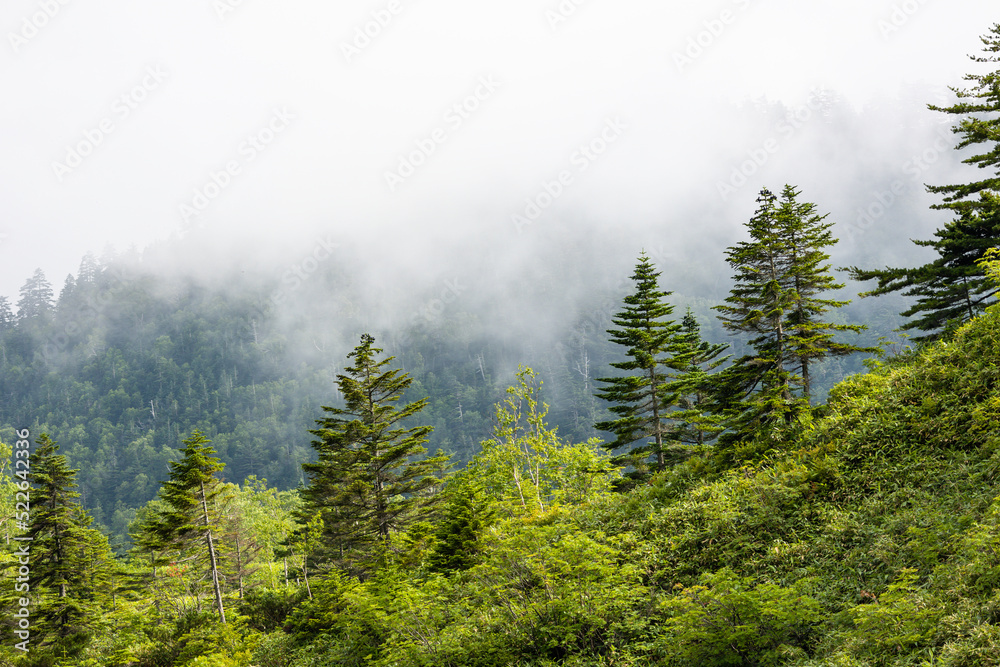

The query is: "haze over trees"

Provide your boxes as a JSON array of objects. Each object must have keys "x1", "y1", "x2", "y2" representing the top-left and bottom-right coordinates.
[
  {"x1": 0, "y1": 20, "x2": 999, "y2": 667},
  {"x1": 849, "y1": 24, "x2": 1000, "y2": 340}
]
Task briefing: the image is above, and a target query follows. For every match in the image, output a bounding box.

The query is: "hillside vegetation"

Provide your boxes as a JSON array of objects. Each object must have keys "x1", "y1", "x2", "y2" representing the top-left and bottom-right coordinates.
[
  {"x1": 7, "y1": 301, "x2": 991, "y2": 665},
  {"x1": 240, "y1": 303, "x2": 1000, "y2": 667}
]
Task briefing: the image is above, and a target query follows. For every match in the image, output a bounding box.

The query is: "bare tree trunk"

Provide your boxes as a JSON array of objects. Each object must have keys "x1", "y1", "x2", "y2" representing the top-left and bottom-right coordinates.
[
  {"x1": 200, "y1": 480, "x2": 226, "y2": 624},
  {"x1": 302, "y1": 554, "x2": 313, "y2": 600}
]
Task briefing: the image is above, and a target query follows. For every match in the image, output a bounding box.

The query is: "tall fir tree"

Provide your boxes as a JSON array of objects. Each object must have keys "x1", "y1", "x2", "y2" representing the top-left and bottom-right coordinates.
[
  {"x1": 714, "y1": 187, "x2": 867, "y2": 452},
  {"x1": 16, "y1": 268, "x2": 54, "y2": 322},
  {"x1": 714, "y1": 189, "x2": 806, "y2": 448},
  {"x1": 849, "y1": 25, "x2": 1000, "y2": 339},
  {"x1": 27, "y1": 434, "x2": 112, "y2": 659},
  {"x1": 298, "y1": 333, "x2": 449, "y2": 576},
  {"x1": 670, "y1": 310, "x2": 730, "y2": 446},
  {"x1": 594, "y1": 252, "x2": 691, "y2": 478},
  {"x1": 777, "y1": 184, "x2": 872, "y2": 399},
  {"x1": 141, "y1": 430, "x2": 228, "y2": 623}
]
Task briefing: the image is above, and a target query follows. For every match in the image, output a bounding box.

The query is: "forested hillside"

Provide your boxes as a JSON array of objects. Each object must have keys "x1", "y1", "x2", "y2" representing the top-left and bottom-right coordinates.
[
  {"x1": 0, "y1": 235, "x2": 892, "y2": 548},
  {"x1": 2, "y1": 16, "x2": 1000, "y2": 667}
]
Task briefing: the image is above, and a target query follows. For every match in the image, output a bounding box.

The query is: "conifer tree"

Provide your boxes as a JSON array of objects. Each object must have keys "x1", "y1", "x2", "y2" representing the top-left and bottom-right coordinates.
[
  {"x1": 927, "y1": 24, "x2": 1000, "y2": 216},
  {"x1": 849, "y1": 25, "x2": 1000, "y2": 339},
  {"x1": 714, "y1": 187, "x2": 867, "y2": 449},
  {"x1": 298, "y1": 333, "x2": 449, "y2": 576},
  {"x1": 777, "y1": 185, "x2": 872, "y2": 399},
  {"x1": 427, "y1": 475, "x2": 495, "y2": 573},
  {"x1": 850, "y1": 193, "x2": 1000, "y2": 340},
  {"x1": 670, "y1": 310, "x2": 729, "y2": 445},
  {"x1": 714, "y1": 189, "x2": 806, "y2": 445},
  {"x1": 143, "y1": 430, "x2": 228, "y2": 623},
  {"x1": 594, "y1": 252, "x2": 689, "y2": 477},
  {"x1": 16, "y1": 268, "x2": 54, "y2": 322},
  {"x1": 0, "y1": 296, "x2": 14, "y2": 331},
  {"x1": 27, "y1": 434, "x2": 111, "y2": 658}
]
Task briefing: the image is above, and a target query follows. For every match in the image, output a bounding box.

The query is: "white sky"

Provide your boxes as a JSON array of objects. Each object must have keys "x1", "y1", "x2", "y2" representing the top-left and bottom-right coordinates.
[{"x1": 0, "y1": 0, "x2": 995, "y2": 300}]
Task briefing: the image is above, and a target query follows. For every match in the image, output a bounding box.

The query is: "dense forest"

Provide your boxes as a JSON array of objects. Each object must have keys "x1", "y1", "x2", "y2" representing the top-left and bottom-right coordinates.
[{"x1": 0, "y1": 19, "x2": 999, "y2": 667}]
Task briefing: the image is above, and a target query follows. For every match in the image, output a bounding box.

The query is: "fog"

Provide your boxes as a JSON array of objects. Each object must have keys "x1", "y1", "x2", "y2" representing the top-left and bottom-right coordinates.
[{"x1": 1, "y1": 0, "x2": 994, "y2": 315}]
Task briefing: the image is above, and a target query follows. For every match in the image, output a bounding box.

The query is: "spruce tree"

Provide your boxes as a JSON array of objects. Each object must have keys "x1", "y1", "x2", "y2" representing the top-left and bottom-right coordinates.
[
  {"x1": 27, "y1": 434, "x2": 110, "y2": 658},
  {"x1": 714, "y1": 186, "x2": 867, "y2": 450},
  {"x1": 15, "y1": 268, "x2": 54, "y2": 322},
  {"x1": 594, "y1": 252, "x2": 688, "y2": 478},
  {"x1": 143, "y1": 430, "x2": 228, "y2": 623},
  {"x1": 670, "y1": 310, "x2": 729, "y2": 446},
  {"x1": 849, "y1": 25, "x2": 1000, "y2": 339},
  {"x1": 777, "y1": 185, "x2": 872, "y2": 399},
  {"x1": 714, "y1": 189, "x2": 805, "y2": 446},
  {"x1": 298, "y1": 333, "x2": 448, "y2": 576}
]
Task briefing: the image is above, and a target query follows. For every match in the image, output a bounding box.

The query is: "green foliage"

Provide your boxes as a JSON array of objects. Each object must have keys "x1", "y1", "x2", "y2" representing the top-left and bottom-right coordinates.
[
  {"x1": 594, "y1": 252, "x2": 696, "y2": 476},
  {"x1": 476, "y1": 367, "x2": 618, "y2": 515},
  {"x1": 238, "y1": 587, "x2": 303, "y2": 633},
  {"x1": 662, "y1": 568, "x2": 823, "y2": 666},
  {"x1": 845, "y1": 569, "x2": 940, "y2": 663},
  {"x1": 850, "y1": 25, "x2": 1000, "y2": 340},
  {"x1": 26, "y1": 433, "x2": 113, "y2": 660},
  {"x1": 427, "y1": 474, "x2": 496, "y2": 572},
  {"x1": 298, "y1": 333, "x2": 449, "y2": 576},
  {"x1": 715, "y1": 185, "x2": 867, "y2": 458}
]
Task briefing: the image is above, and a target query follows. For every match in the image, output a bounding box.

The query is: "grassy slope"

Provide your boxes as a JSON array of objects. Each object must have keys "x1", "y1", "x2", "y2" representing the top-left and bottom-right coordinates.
[{"x1": 273, "y1": 306, "x2": 1000, "y2": 667}]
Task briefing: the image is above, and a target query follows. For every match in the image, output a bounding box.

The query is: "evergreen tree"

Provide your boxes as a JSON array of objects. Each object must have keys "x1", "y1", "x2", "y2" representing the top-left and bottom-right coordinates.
[
  {"x1": 714, "y1": 189, "x2": 806, "y2": 446},
  {"x1": 594, "y1": 252, "x2": 689, "y2": 478},
  {"x1": 16, "y1": 268, "x2": 54, "y2": 321},
  {"x1": 427, "y1": 475, "x2": 495, "y2": 573},
  {"x1": 0, "y1": 296, "x2": 14, "y2": 331},
  {"x1": 849, "y1": 25, "x2": 1000, "y2": 339},
  {"x1": 926, "y1": 24, "x2": 1000, "y2": 216},
  {"x1": 143, "y1": 430, "x2": 228, "y2": 623},
  {"x1": 77, "y1": 252, "x2": 99, "y2": 285},
  {"x1": 850, "y1": 193, "x2": 1000, "y2": 340},
  {"x1": 670, "y1": 310, "x2": 729, "y2": 446},
  {"x1": 27, "y1": 434, "x2": 110, "y2": 659},
  {"x1": 777, "y1": 184, "x2": 872, "y2": 399},
  {"x1": 298, "y1": 333, "x2": 449, "y2": 576},
  {"x1": 714, "y1": 186, "x2": 867, "y2": 449}
]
